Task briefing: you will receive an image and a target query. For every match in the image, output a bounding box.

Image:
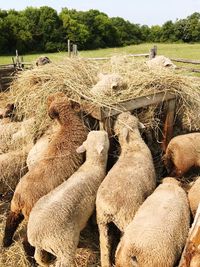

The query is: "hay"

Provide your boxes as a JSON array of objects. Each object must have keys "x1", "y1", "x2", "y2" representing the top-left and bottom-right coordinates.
[{"x1": 7, "y1": 56, "x2": 200, "y2": 137}]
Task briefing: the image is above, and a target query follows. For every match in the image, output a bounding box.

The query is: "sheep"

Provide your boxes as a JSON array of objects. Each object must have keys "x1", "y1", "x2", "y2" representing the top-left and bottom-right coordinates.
[
  {"x1": 96, "y1": 111, "x2": 156, "y2": 267},
  {"x1": 27, "y1": 130, "x2": 109, "y2": 267},
  {"x1": 163, "y1": 132, "x2": 200, "y2": 177},
  {"x1": 0, "y1": 103, "x2": 16, "y2": 120},
  {"x1": 90, "y1": 73, "x2": 127, "y2": 96},
  {"x1": 188, "y1": 176, "x2": 200, "y2": 217},
  {"x1": 115, "y1": 177, "x2": 190, "y2": 267},
  {"x1": 2, "y1": 93, "x2": 88, "y2": 248},
  {"x1": 35, "y1": 56, "x2": 51, "y2": 66},
  {"x1": 0, "y1": 117, "x2": 35, "y2": 154},
  {"x1": 26, "y1": 123, "x2": 58, "y2": 170},
  {"x1": 146, "y1": 55, "x2": 176, "y2": 69},
  {"x1": 0, "y1": 146, "x2": 31, "y2": 194}
]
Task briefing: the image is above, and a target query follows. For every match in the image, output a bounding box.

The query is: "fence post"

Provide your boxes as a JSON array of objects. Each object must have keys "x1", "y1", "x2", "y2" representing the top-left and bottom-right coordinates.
[
  {"x1": 74, "y1": 44, "x2": 78, "y2": 56},
  {"x1": 68, "y1": 40, "x2": 71, "y2": 58},
  {"x1": 72, "y1": 44, "x2": 78, "y2": 57},
  {"x1": 149, "y1": 45, "x2": 157, "y2": 59}
]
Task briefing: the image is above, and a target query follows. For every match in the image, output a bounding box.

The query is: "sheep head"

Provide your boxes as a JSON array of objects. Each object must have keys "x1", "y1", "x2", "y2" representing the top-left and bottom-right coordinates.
[
  {"x1": 36, "y1": 56, "x2": 51, "y2": 66},
  {"x1": 47, "y1": 93, "x2": 81, "y2": 123},
  {"x1": 76, "y1": 130, "x2": 109, "y2": 156},
  {"x1": 162, "y1": 177, "x2": 181, "y2": 186},
  {"x1": 2, "y1": 103, "x2": 17, "y2": 119},
  {"x1": 114, "y1": 112, "x2": 145, "y2": 142}
]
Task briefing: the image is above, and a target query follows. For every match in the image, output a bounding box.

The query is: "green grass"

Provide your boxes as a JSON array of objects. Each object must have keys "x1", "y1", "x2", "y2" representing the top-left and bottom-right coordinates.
[{"x1": 1, "y1": 43, "x2": 200, "y2": 64}]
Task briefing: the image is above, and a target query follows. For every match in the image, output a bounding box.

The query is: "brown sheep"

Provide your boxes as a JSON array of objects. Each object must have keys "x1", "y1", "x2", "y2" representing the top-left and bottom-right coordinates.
[
  {"x1": 35, "y1": 56, "x2": 51, "y2": 66},
  {"x1": 0, "y1": 103, "x2": 17, "y2": 120},
  {"x1": 3, "y1": 93, "x2": 88, "y2": 248},
  {"x1": 163, "y1": 133, "x2": 200, "y2": 177}
]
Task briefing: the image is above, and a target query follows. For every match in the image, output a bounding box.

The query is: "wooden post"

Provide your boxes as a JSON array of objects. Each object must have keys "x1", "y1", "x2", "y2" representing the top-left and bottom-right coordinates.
[
  {"x1": 16, "y1": 50, "x2": 20, "y2": 68},
  {"x1": 72, "y1": 44, "x2": 78, "y2": 57},
  {"x1": 68, "y1": 40, "x2": 71, "y2": 58},
  {"x1": 11, "y1": 57, "x2": 16, "y2": 68},
  {"x1": 74, "y1": 44, "x2": 78, "y2": 56},
  {"x1": 149, "y1": 45, "x2": 157, "y2": 59},
  {"x1": 179, "y1": 204, "x2": 200, "y2": 267},
  {"x1": 161, "y1": 98, "x2": 176, "y2": 152}
]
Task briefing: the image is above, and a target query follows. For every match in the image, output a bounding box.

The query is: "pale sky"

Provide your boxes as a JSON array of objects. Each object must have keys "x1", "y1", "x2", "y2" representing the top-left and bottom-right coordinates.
[{"x1": 0, "y1": 0, "x2": 200, "y2": 26}]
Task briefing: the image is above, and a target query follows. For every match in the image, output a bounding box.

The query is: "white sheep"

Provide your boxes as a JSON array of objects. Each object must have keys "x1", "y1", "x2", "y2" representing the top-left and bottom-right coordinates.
[
  {"x1": 0, "y1": 146, "x2": 31, "y2": 193},
  {"x1": 96, "y1": 111, "x2": 156, "y2": 267},
  {"x1": 90, "y1": 73, "x2": 127, "y2": 96},
  {"x1": 146, "y1": 55, "x2": 176, "y2": 69},
  {"x1": 3, "y1": 93, "x2": 88, "y2": 248},
  {"x1": 0, "y1": 117, "x2": 35, "y2": 154},
  {"x1": 27, "y1": 130, "x2": 110, "y2": 267},
  {"x1": 26, "y1": 123, "x2": 58, "y2": 170},
  {"x1": 163, "y1": 132, "x2": 200, "y2": 177},
  {"x1": 115, "y1": 177, "x2": 190, "y2": 267},
  {"x1": 188, "y1": 176, "x2": 200, "y2": 217}
]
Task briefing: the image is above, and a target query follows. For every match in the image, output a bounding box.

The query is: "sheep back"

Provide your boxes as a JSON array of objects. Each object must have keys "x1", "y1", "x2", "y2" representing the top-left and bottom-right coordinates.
[
  {"x1": 115, "y1": 178, "x2": 190, "y2": 267},
  {"x1": 188, "y1": 176, "x2": 200, "y2": 217},
  {"x1": 164, "y1": 133, "x2": 200, "y2": 176}
]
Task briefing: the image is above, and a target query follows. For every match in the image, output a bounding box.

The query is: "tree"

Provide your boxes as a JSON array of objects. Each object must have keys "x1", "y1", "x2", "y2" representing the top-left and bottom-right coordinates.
[
  {"x1": 149, "y1": 25, "x2": 162, "y2": 42},
  {"x1": 160, "y1": 21, "x2": 176, "y2": 42}
]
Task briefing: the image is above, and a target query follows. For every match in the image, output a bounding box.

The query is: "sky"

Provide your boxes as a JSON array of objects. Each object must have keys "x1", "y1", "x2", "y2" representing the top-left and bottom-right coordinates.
[{"x1": 0, "y1": 0, "x2": 200, "y2": 26}]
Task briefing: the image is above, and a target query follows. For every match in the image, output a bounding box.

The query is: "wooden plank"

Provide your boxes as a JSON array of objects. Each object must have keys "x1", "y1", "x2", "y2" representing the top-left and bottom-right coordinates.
[
  {"x1": 179, "y1": 204, "x2": 200, "y2": 267},
  {"x1": 177, "y1": 66, "x2": 200, "y2": 73},
  {"x1": 161, "y1": 98, "x2": 176, "y2": 152},
  {"x1": 101, "y1": 91, "x2": 176, "y2": 119},
  {"x1": 86, "y1": 53, "x2": 149, "y2": 61},
  {"x1": 171, "y1": 58, "x2": 200, "y2": 65}
]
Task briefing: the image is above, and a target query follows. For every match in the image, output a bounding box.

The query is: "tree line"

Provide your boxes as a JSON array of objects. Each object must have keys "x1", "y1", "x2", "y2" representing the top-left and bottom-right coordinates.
[{"x1": 0, "y1": 6, "x2": 200, "y2": 54}]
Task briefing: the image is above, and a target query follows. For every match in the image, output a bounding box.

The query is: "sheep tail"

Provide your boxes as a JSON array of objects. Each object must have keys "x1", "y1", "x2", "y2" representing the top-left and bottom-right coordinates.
[
  {"x1": 3, "y1": 211, "x2": 24, "y2": 247},
  {"x1": 34, "y1": 247, "x2": 56, "y2": 267}
]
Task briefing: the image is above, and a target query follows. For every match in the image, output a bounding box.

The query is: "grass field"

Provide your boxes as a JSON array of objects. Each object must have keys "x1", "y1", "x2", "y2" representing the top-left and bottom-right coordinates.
[{"x1": 1, "y1": 43, "x2": 200, "y2": 65}]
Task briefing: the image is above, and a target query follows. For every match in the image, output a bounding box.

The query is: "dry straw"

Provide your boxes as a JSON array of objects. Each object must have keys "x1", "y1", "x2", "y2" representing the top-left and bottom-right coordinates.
[{"x1": 7, "y1": 56, "x2": 200, "y2": 136}]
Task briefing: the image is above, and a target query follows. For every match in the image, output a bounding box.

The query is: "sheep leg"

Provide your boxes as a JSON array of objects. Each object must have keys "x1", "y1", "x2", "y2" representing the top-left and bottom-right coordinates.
[
  {"x1": 34, "y1": 247, "x2": 56, "y2": 267},
  {"x1": 22, "y1": 233, "x2": 38, "y2": 266},
  {"x1": 3, "y1": 211, "x2": 24, "y2": 247},
  {"x1": 99, "y1": 223, "x2": 112, "y2": 267},
  {"x1": 55, "y1": 231, "x2": 80, "y2": 267}
]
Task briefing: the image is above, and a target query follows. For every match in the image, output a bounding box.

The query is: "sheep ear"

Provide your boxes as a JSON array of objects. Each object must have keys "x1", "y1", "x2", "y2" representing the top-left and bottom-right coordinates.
[
  {"x1": 122, "y1": 127, "x2": 129, "y2": 141},
  {"x1": 138, "y1": 121, "x2": 145, "y2": 129},
  {"x1": 76, "y1": 144, "x2": 86, "y2": 154},
  {"x1": 97, "y1": 144, "x2": 104, "y2": 155},
  {"x1": 70, "y1": 100, "x2": 80, "y2": 112}
]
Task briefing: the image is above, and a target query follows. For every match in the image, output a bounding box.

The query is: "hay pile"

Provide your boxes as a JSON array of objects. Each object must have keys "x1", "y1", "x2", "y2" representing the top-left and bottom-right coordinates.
[{"x1": 7, "y1": 56, "x2": 200, "y2": 136}]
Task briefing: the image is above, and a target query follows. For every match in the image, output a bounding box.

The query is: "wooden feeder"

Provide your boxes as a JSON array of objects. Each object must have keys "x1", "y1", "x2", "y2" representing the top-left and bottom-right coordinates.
[{"x1": 82, "y1": 90, "x2": 176, "y2": 152}]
